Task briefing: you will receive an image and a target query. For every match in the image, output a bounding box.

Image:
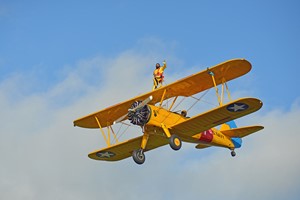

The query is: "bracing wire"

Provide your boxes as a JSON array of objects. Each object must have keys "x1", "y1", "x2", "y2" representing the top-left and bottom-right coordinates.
[
  {"x1": 115, "y1": 123, "x2": 131, "y2": 143},
  {"x1": 115, "y1": 122, "x2": 124, "y2": 135},
  {"x1": 112, "y1": 120, "x2": 142, "y2": 144},
  {"x1": 187, "y1": 89, "x2": 211, "y2": 112},
  {"x1": 171, "y1": 96, "x2": 187, "y2": 112}
]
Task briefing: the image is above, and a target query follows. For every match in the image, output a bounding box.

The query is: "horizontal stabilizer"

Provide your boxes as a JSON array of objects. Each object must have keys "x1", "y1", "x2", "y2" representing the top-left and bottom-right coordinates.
[
  {"x1": 195, "y1": 144, "x2": 211, "y2": 149},
  {"x1": 221, "y1": 125, "x2": 264, "y2": 138}
]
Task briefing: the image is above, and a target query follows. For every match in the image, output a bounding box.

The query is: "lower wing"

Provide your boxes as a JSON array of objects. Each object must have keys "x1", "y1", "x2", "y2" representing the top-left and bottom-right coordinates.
[
  {"x1": 88, "y1": 134, "x2": 168, "y2": 161},
  {"x1": 170, "y1": 97, "x2": 263, "y2": 138}
]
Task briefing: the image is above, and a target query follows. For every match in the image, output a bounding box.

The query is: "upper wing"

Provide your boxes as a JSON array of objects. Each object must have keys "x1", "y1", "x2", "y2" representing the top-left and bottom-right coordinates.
[
  {"x1": 170, "y1": 98, "x2": 263, "y2": 138},
  {"x1": 73, "y1": 58, "x2": 251, "y2": 129},
  {"x1": 88, "y1": 134, "x2": 168, "y2": 161},
  {"x1": 221, "y1": 126, "x2": 264, "y2": 138},
  {"x1": 154, "y1": 58, "x2": 251, "y2": 99}
]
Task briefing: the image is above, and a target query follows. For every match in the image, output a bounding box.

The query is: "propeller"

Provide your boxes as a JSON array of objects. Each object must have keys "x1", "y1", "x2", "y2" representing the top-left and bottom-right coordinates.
[
  {"x1": 128, "y1": 96, "x2": 153, "y2": 112},
  {"x1": 113, "y1": 96, "x2": 153, "y2": 125}
]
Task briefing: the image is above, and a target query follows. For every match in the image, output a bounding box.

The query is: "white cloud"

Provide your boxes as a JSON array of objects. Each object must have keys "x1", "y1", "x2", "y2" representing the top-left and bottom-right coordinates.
[{"x1": 1, "y1": 45, "x2": 299, "y2": 200}]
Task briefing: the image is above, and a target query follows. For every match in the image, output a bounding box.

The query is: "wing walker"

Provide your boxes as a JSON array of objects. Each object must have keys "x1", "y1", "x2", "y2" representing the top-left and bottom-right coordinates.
[{"x1": 73, "y1": 59, "x2": 264, "y2": 165}]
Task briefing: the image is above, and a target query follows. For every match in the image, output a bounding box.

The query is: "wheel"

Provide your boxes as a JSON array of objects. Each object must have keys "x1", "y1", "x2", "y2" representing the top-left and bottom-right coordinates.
[
  {"x1": 231, "y1": 150, "x2": 236, "y2": 157},
  {"x1": 132, "y1": 149, "x2": 145, "y2": 165},
  {"x1": 169, "y1": 134, "x2": 182, "y2": 151}
]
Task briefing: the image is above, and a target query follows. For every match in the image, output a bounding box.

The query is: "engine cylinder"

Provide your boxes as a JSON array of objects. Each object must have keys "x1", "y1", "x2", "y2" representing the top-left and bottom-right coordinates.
[{"x1": 128, "y1": 101, "x2": 151, "y2": 126}]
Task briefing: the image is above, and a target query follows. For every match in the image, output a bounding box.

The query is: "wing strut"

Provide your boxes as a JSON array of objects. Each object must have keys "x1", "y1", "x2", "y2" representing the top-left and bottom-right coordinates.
[
  {"x1": 159, "y1": 89, "x2": 167, "y2": 107},
  {"x1": 224, "y1": 81, "x2": 232, "y2": 101},
  {"x1": 95, "y1": 116, "x2": 119, "y2": 147},
  {"x1": 207, "y1": 69, "x2": 232, "y2": 106},
  {"x1": 95, "y1": 116, "x2": 110, "y2": 147},
  {"x1": 208, "y1": 69, "x2": 222, "y2": 106},
  {"x1": 168, "y1": 96, "x2": 178, "y2": 111}
]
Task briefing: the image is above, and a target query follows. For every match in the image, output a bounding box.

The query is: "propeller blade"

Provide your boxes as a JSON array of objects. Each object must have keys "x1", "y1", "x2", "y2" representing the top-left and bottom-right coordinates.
[
  {"x1": 113, "y1": 114, "x2": 128, "y2": 125},
  {"x1": 113, "y1": 95, "x2": 153, "y2": 125},
  {"x1": 128, "y1": 95, "x2": 153, "y2": 112}
]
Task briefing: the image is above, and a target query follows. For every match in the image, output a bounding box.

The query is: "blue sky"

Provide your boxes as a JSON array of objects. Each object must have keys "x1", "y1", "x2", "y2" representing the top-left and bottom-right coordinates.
[
  {"x1": 1, "y1": 0, "x2": 300, "y2": 110},
  {"x1": 1, "y1": 1, "x2": 300, "y2": 200}
]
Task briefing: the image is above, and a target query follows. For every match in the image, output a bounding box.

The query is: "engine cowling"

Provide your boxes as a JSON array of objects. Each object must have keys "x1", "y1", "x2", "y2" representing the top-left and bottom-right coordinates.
[{"x1": 128, "y1": 101, "x2": 151, "y2": 126}]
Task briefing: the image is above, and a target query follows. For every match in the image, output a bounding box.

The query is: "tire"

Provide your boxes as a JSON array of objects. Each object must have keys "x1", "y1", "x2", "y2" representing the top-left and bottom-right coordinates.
[
  {"x1": 231, "y1": 151, "x2": 236, "y2": 157},
  {"x1": 132, "y1": 149, "x2": 145, "y2": 165},
  {"x1": 169, "y1": 134, "x2": 182, "y2": 151}
]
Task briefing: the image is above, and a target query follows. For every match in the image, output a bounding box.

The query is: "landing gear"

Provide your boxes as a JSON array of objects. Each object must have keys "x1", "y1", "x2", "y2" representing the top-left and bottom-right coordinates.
[
  {"x1": 161, "y1": 123, "x2": 182, "y2": 151},
  {"x1": 231, "y1": 150, "x2": 236, "y2": 157},
  {"x1": 169, "y1": 134, "x2": 182, "y2": 151},
  {"x1": 132, "y1": 149, "x2": 145, "y2": 165}
]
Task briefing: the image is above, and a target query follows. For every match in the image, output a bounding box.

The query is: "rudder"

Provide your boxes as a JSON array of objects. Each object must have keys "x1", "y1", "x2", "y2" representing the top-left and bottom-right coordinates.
[{"x1": 220, "y1": 120, "x2": 237, "y2": 131}]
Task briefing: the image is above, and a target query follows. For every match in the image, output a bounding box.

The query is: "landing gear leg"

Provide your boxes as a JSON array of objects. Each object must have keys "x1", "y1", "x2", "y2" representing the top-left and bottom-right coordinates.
[
  {"x1": 161, "y1": 123, "x2": 182, "y2": 151},
  {"x1": 132, "y1": 132, "x2": 149, "y2": 165}
]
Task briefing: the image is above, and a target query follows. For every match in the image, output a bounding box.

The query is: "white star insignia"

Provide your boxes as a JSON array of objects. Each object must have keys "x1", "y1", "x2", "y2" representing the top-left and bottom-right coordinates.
[
  {"x1": 97, "y1": 151, "x2": 115, "y2": 158},
  {"x1": 227, "y1": 103, "x2": 248, "y2": 112}
]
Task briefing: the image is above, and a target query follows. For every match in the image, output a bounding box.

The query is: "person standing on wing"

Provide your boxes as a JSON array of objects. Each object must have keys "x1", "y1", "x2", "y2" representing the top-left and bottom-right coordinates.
[{"x1": 152, "y1": 60, "x2": 167, "y2": 90}]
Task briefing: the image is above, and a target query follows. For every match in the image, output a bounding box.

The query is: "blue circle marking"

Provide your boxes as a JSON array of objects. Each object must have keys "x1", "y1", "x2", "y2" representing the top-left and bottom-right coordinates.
[{"x1": 227, "y1": 103, "x2": 249, "y2": 112}]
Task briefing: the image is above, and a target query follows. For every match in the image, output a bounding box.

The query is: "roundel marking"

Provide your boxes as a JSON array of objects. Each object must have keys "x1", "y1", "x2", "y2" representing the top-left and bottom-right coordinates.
[
  {"x1": 227, "y1": 103, "x2": 249, "y2": 112},
  {"x1": 96, "y1": 151, "x2": 116, "y2": 158}
]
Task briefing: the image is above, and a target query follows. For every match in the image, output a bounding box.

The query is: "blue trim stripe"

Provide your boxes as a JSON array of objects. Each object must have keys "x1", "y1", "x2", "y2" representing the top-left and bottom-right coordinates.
[
  {"x1": 231, "y1": 137, "x2": 242, "y2": 148},
  {"x1": 227, "y1": 120, "x2": 237, "y2": 129}
]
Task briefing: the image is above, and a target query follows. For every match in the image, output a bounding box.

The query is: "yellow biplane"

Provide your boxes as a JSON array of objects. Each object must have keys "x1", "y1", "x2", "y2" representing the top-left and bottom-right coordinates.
[{"x1": 73, "y1": 59, "x2": 264, "y2": 164}]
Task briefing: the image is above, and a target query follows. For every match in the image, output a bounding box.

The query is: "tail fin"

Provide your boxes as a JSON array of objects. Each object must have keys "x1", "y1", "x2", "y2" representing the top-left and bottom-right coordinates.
[{"x1": 220, "y1": 120, "x2": 241, "y2": 148}]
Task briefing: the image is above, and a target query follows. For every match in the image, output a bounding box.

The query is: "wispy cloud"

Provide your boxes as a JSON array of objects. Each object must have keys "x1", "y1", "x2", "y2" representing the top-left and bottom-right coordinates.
[{"x1": 1, "y1": 46, "x2": 299, "y2": 200}]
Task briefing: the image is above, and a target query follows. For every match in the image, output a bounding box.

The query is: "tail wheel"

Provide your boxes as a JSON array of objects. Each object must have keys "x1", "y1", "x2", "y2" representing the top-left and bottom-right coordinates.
[
  {"x1": 169, "y1": 134, "x2": 182, "y2": 151},
  {"x1": 132, "y1": 149, "x2": 145, "y2": 165},
  {"x1": 231, "y1": 150, "x2": 236, "y2": 157}
]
